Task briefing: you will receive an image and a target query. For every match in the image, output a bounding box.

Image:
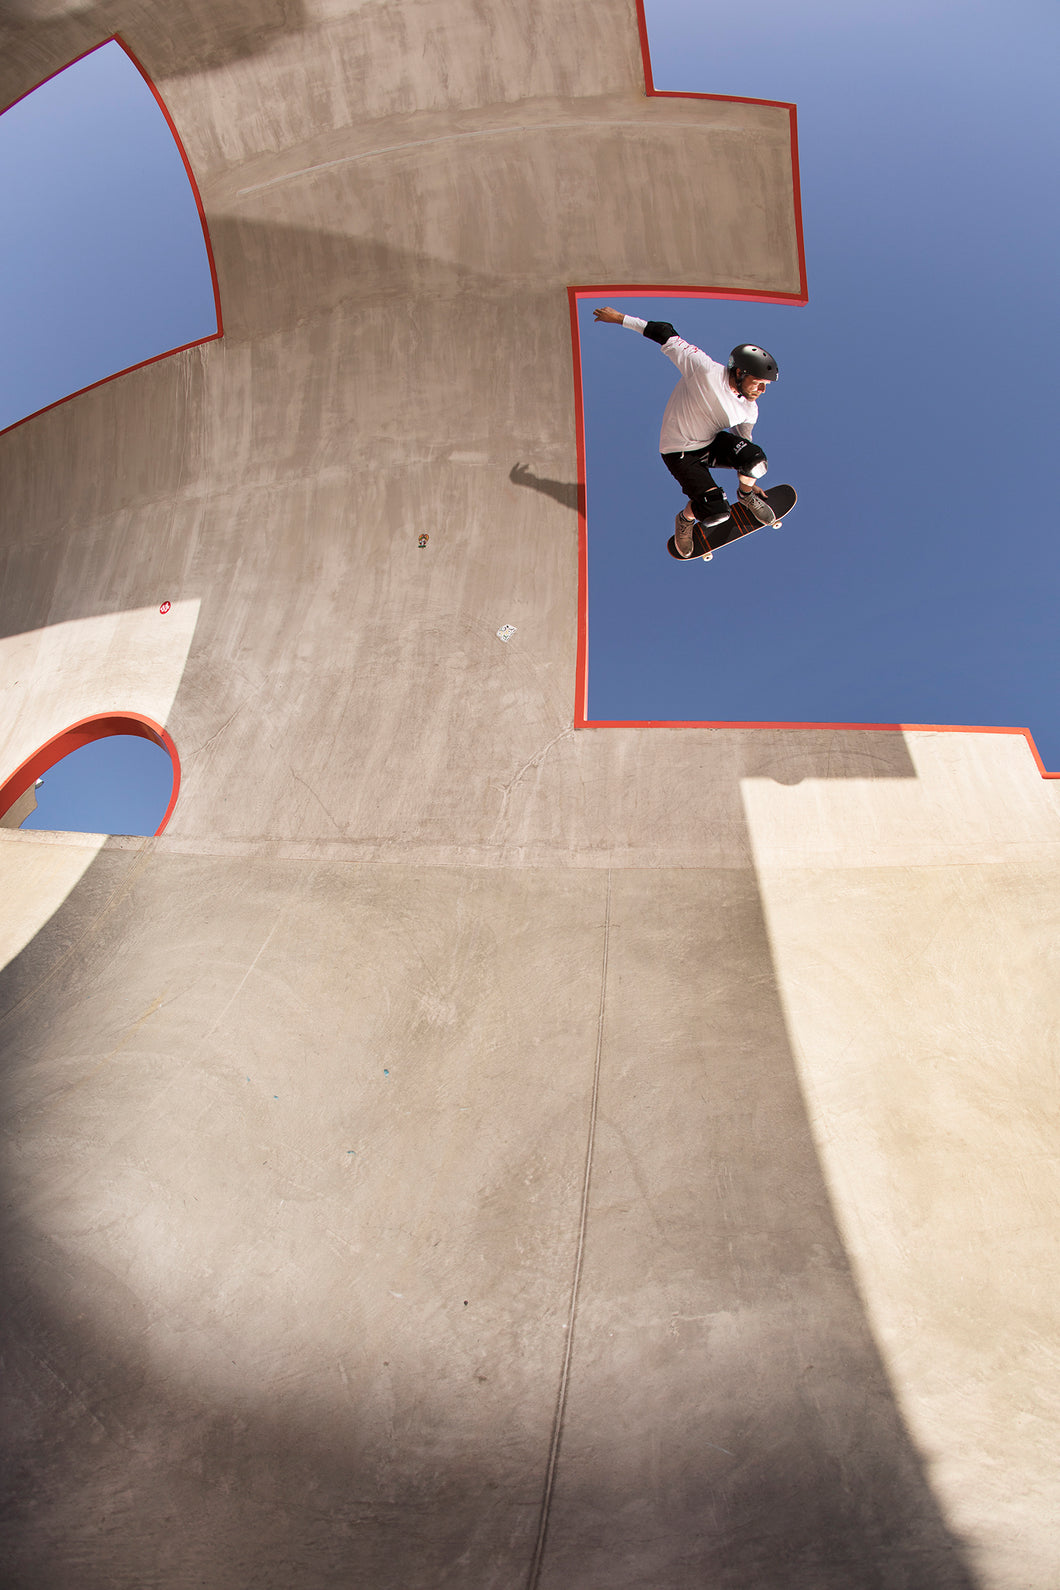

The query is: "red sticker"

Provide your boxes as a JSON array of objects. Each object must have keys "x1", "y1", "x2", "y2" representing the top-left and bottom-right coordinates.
[{"x1": 159, "y1": 601, "x2": 171, "y2": 614}]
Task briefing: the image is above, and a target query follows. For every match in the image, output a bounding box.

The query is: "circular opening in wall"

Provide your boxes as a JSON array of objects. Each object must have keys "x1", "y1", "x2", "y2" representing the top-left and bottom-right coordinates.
[{"x1": 0, "y1": 714, "x2": 180, "y2": 837}]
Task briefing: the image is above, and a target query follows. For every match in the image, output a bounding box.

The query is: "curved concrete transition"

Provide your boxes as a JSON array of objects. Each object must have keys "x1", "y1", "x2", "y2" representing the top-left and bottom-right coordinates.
[{"x1": 1, "y1": 5, "x2": 1058, "y2": 1588}]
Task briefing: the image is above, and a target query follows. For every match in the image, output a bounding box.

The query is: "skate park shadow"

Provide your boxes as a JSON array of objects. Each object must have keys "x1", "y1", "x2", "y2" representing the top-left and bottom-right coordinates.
[
  {"x1": 737, "y1": 732, "x2": 916, "y2": 783},
  {"x1": 0, "y1": 1267, "x2": 981, "y2": 1589},
  {"x1": 0, "y1": 0, "x2": 309, "y2": 103},
  {"x1": 509, "y1": 461, "x2": 582, "y2": 514},
  {"x1": 0, "y1": 840, "x2": 980, "y2": 1587},
  {"x1": 210, "y1": 217, "x2": 499, "y2": 343}
]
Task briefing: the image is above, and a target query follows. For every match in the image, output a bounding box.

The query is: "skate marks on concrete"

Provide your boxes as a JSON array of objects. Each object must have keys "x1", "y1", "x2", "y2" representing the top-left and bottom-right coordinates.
[
  {"x1": 0, "y1": 858, "x2": 605, "y2": 1589},
  {"x1": 533, "y1": 865, "x2": 978, "y2": 1590},
  {"x1": 0, "y1": 848, "x2": 977, "y2": 1589}
]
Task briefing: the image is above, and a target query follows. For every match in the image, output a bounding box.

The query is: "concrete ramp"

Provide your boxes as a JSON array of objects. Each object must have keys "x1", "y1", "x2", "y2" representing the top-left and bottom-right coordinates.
[{"x1": 1, "y1": 3, "x2": 1057, "y2": 1586}]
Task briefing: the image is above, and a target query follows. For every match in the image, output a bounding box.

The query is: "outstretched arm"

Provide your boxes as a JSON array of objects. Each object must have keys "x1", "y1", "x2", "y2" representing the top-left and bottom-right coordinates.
[{"x1": 593, "y1": 306, "x2": 679, "y2": 345}]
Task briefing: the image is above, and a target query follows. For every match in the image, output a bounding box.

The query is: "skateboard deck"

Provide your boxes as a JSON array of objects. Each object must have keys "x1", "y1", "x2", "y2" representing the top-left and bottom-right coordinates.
[{"x1": 667, "y1": 483, "x2": 797, "y2": 561}]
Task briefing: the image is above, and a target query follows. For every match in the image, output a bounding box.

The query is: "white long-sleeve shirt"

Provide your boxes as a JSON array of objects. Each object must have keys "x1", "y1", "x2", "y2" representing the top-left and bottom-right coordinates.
[{"x1": 622, "y1": 314, "x2": 758, "y2": 455}]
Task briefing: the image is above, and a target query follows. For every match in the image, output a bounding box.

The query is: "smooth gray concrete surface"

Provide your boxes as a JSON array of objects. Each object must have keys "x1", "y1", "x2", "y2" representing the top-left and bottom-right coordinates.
[{"x1": 1, "y1": 3, "x2": 1059, "y2": 1586}]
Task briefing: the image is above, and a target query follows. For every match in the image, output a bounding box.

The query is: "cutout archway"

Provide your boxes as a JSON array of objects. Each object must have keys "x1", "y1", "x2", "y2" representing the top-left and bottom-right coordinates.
[{"x1": 0, "y1": 712, "x2": 180, "y2": 836}]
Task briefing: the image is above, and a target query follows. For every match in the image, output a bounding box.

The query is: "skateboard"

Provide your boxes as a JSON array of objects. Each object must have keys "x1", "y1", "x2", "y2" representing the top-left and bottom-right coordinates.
[{"x1": 666, "y1": 483, "x2": 797, "y2": 562}]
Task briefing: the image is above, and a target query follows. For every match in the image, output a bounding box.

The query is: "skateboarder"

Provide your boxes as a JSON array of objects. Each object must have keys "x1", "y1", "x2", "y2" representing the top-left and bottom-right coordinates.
[{"x1": 593, "y1": 306, "x2": 779, "y2": 558}]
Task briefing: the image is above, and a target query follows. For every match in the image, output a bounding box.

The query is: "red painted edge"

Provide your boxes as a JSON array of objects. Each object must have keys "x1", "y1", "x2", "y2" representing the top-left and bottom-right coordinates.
[
  {"x1": 572, "y1": 11, "x2": 1057, "y2": 779},
  {"x1": 0, "y1": 35, "x2": 114, "y2": 113},
  {"x1": 575, "y1": 718, "x2": 1053, "y2": 770},
  {"x1": 569, "y1": 287, "x2": 591, "y2": 730},
  {"x1": 634, "y1": 0, "x2": 656, "y2": 94},
  {"x1": 117, "y1": 36, "x2": 224, "y2": 341},
  {"x1": 0, "y1": 713, "x2": 182, "y2": 836},
  {"x1": 0, "y1": 36, "x2": 222, "y2": 440},
  {"x1": 633, "y1": 0, "x2": 799, "y2": 112}
]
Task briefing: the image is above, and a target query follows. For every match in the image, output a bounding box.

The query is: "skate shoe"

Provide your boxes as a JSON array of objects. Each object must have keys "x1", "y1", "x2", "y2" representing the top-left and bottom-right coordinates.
[
  {"x1": 737, "y1": 487, "x2": 775, "y2": 525},
  {"x1": 674, "y1": 510, "x2": 696, "y2": 558}
]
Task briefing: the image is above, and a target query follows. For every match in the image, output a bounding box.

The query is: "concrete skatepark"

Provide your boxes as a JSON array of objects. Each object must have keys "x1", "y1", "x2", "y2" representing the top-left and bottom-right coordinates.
[{"x1": 1, "y1": 3, "x2": 1059, "y2": 1585}]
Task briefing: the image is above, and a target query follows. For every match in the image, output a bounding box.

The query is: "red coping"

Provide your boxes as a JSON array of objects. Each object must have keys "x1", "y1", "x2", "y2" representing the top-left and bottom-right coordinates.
[
  {"x1": 0, "y1": 36, "x2": 223, "y2": 439},
  {"x1": 0, "y1": 713, "x2": 181, "y2": 836},
  {"x1": 572, "y1": 4, "x2": 1057, "y2": 779}
]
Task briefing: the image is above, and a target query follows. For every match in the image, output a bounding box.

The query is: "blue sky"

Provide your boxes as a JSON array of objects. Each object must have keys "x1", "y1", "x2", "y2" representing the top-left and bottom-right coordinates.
[
  {"x1": 0, "y1": 37, "x2": 217, "y2": 433},
  {"x1": 21, "y1": 736, "x2": 175, "y2": 837},
  {"x1": 583, "y1": 0, "x2": 1060, "y2": 768}
]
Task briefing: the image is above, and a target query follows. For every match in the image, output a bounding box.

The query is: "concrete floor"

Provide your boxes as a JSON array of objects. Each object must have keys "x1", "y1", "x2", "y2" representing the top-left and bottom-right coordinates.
[{"x1": 1, "y1": 3, "x2": 1059, "y2": 1586}]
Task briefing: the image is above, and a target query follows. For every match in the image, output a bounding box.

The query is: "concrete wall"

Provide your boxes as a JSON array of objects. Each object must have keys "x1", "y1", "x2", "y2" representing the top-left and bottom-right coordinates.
[{"x1": 1, "y1": 3, "x2": 1057, "y2": 1586}]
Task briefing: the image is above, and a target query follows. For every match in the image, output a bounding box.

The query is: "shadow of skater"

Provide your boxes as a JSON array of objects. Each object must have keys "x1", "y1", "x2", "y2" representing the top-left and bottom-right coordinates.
[{"x1": 509, "y1": 461, "x2": 582, "y2": 513}]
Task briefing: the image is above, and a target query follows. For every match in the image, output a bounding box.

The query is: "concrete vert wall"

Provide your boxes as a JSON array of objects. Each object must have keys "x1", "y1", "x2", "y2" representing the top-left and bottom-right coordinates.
[{"x1": 1, "y1": 4, "x2": 1058, "y2": 1587}]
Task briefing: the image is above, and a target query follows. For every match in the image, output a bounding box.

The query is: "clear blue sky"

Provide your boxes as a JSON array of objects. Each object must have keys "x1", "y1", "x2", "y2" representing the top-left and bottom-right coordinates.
[
  {"x1": 583, "y1": 0, "x2": 1060, "y2": 768},
  {"x1": 0, "y1": 37, "x2": 217, "y2": 433},
  {"x1": 21, "y1": 737, "x2": 175, "y2": 837}
]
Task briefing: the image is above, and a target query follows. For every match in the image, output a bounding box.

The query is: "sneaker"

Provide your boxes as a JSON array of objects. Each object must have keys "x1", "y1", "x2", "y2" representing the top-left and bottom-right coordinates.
[
  {"x1": 674, "y1": 509, "x2": 696, "y2": 557},
  {"x1": 737, "y1": 488, "x2": 775, "y2": 525}
]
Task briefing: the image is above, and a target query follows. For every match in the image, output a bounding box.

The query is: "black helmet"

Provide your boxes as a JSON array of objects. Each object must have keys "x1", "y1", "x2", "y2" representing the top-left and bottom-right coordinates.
[{"x1": 728, "y1": 344, "x2": 779, "y2": 383}]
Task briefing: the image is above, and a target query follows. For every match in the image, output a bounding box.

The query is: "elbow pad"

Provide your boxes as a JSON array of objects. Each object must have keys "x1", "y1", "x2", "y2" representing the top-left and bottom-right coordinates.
[{"x1": 643, "y1": 320, "x2": 679, "y2": 346}]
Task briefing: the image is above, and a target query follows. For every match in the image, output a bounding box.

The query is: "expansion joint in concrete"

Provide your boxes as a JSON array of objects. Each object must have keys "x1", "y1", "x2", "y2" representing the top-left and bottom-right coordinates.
[{"x1": 526, "y1": 868, "x2": 612, "y2": 1590}]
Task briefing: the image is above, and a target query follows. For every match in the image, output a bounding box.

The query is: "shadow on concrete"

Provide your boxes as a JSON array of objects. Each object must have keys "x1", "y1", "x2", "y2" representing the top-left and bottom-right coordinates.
[
  {"x1": 0, "y1": 844, "x2": 978, "y2": 1588},
  {"x1": 210, "y1": 216, "x2": 499, "y2": 344},
  {"x1": 509, "y1": 461, "x2": 581, "y2": 514},
  {"x1": 738, "y1": 733, "x2": 917, "y2": 783},
  {"x1": 0, "y1": 0, "x2": 308, "y2": 105}
]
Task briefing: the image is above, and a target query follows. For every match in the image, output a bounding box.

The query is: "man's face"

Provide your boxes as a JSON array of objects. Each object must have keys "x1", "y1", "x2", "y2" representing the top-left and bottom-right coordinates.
[{"x1": 740, "y1": 374, "x2": 770, "y2": 400}]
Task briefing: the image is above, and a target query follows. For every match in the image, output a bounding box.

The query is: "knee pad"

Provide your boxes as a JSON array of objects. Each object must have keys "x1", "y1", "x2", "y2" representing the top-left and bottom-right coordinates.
[{"x1": 729, "y1": 437, "x2": 768, "y2": 478}]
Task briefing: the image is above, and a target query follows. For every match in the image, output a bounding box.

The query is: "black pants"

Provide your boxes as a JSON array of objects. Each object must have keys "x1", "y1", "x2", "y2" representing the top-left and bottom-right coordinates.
[{"x1": 662, "y1": 430, "x2": 767, "y2": 527}]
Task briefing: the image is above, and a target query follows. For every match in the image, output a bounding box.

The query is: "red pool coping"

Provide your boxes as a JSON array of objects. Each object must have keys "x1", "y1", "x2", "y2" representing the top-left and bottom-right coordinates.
[{"x1": 0, "y1": 713, "x2": 181, "y2": 836}]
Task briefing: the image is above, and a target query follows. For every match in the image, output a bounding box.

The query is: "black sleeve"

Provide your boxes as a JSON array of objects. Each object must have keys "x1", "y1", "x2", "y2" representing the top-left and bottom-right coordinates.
[{"x1": 643, "y1": 320, "x2": 679, "y2": 346}]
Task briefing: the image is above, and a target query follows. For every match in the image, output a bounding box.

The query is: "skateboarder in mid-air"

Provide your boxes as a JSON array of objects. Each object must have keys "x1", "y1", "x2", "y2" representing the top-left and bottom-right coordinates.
[{"x1": 593, "y1": 306, "x2": 783, "y2": 559}]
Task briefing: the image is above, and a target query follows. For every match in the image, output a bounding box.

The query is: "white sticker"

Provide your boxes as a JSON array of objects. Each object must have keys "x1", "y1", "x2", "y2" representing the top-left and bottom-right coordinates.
[{"x1": 496, "y1": 625, "x2": 516, "y2": 643}]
